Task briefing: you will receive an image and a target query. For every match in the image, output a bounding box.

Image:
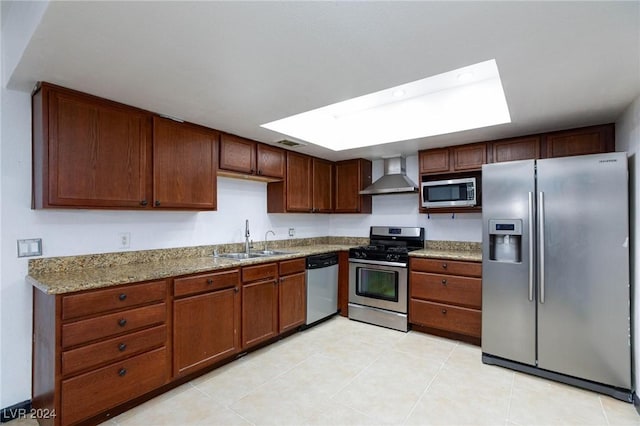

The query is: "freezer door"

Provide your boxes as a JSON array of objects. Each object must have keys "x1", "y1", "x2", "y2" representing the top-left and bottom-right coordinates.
[
  {"x1": 482, "y1": 160, "x2": 536, "y2": 365},
  {"x1": 537, "y1": 152, "x2": 630, "y2": 389}
]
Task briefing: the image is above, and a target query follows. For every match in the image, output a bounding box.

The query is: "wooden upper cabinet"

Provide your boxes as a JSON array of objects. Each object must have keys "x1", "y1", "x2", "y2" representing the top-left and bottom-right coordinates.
[
  {"x1": 334, "y1": 159, "x2": 372, "y2": 213},
  {"x1": 32, "y1": 83, "x2": 152, "y2": 209},
  {"x1": 219, "y1": 134, "x2": 285, "y2": 180},
  {"x1": 219, "y1": 134, "x2": 256, "y2": 174},
  {"x1": 543, "y1": 124, "x2": 614, "y2": 158},
  {"x1": 452, "y1": 143, "x2": 487, "y2": 171},
  {"x1": 492, "y1": 136, "x2": 541, "y2": 163},
  {"x1": 285, "y1": 152, "x2": 313, "y2": 212},
  {"x1": 152, "y1": 117, "x2": 218, "y2": 210},
  {"x1": 419, "y1": 144, "x2": 487, "y2": 174},
  {"x1": 419, "y1": 148, "x2": 450, "y2": 174},
  {"x1": 312, "y1": 158, "x2": 333, "y2": 213},
  {"x1": 257, "y1": 144, "x2": 286, "y2": 179}
]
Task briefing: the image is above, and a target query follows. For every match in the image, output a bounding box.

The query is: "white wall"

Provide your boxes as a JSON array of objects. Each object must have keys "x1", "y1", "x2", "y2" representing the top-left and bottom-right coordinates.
[
  {"x1": 330, "y1": 155, "x2": 483, "y2": 241},
  {"x1": 615, "y1": 94, "x2": 640, "y2": 393}
]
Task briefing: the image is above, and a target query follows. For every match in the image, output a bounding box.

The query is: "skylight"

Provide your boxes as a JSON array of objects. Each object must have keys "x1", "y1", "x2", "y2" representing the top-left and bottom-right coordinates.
[{"x1": 261, "y1": 59, "x2": 511, "y2": 151}]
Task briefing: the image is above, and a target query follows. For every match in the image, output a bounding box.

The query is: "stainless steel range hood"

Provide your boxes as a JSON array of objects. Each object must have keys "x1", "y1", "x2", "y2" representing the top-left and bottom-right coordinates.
[{"x1": 359, "y1": 156, "x2": 419, "y2": 195}]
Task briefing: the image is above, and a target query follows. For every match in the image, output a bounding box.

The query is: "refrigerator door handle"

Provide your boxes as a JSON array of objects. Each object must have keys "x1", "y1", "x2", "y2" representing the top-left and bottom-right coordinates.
[
  {"x1": 528, "y1": 192, "x2": 534, "y2": 302},
  {"x1": 539, "y1": 191, "x2": 545, "y2": 304}
]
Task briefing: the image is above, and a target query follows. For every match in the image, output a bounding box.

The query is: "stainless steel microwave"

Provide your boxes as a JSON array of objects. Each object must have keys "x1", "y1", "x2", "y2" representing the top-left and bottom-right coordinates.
[{"x1": 421, "y1": 177, "x2": 477, "y2": 208}]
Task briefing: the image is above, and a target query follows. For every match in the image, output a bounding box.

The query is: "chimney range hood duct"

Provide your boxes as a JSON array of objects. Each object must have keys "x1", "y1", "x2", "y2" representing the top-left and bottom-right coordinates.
[{"x1": 359, "y1": 156, "x2": 419, "y2": 195}]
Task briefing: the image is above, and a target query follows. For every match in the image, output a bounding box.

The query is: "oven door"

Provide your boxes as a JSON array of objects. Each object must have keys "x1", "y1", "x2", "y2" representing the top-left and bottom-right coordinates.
[{"x1": 349, "y1": 259, "x2": 408, "y2": 313}]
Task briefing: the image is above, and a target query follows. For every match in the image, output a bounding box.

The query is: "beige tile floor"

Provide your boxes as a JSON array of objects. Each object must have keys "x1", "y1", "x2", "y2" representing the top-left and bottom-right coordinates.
[{"x1": 10, "y1": 316, "x2": 640, "y2": 425}]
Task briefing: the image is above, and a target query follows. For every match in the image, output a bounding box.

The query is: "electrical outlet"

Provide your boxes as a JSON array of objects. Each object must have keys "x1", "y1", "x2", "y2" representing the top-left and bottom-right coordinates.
[
  {"x1": 288, "y1": 228, "x2": 295, "y2": 237},
  {"x1": 17, "y1": 238, "x2": 42, "y2": 257},
  {"x1": 119, "y1": 232, "x2": 131, "y2": 249}
]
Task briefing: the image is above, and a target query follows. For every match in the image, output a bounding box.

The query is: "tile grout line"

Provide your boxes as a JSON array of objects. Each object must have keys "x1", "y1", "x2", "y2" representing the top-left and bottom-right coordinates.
[
  {"x1": 504, "y1": 371, "x2": 516, "y2": 426},
  {"x1": 598, "y1": 396, "x2": 611, "y2": 426},
  {"x1": 400, "y1": 340, "x2": 459, "y2": 425}
]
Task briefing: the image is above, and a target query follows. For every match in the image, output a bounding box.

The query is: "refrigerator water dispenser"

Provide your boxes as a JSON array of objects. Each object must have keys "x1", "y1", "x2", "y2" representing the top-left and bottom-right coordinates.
[{"x1": 488, "y1": 219, "x2": 522, "y2": 263}]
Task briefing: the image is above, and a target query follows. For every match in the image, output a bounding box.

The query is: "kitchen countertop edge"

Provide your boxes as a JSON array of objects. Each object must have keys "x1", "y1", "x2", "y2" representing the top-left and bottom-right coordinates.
[
  {"x1": 28, "y1": 244, "x2": 353, "y2": 295},
  {"x1": 410, "y1": 249, "x2": 482, "y2": 262}
]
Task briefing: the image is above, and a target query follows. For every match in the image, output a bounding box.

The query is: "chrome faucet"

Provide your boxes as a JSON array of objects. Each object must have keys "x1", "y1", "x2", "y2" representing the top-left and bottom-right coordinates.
[
  {"x1": 244, "y1": 219, "x2": 251, "y2": 254},
  {"x1": 264, "y1": 230, "x2": 275, "y2": 251}
]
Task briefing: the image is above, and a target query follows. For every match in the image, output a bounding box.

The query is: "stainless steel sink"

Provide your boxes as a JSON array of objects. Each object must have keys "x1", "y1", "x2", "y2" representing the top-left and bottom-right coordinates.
[
  {"x1": 218, "y1": 252, "x2": 263, "y2": 260},
  {"x1": 252, "y1": 249, "x2": 296, "y2": 256},
  {"x1": 217, "y1": 250, "x2": 297, "y2": 260}
]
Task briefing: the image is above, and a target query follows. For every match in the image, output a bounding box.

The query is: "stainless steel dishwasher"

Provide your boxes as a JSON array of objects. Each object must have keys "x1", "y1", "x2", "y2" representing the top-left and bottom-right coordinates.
[{"x1": 305, "y1": 252, "x2": 339, "y2": 326}]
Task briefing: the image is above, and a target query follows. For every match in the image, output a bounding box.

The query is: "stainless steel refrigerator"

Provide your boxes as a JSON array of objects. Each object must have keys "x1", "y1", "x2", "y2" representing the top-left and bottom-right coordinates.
[{"x1": 481, "y1": 152, "x2": 632, "y2": 401}]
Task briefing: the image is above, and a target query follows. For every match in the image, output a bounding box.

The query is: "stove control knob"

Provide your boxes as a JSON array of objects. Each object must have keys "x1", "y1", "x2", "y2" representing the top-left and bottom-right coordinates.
[{"x1": 386, "y1": 253, "x2": 399, "y2": 262}]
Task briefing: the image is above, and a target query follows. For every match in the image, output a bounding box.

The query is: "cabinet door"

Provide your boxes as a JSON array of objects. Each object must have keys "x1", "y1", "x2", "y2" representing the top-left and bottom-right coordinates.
[
  {"x1": 492, "y1": 137, "x2": 541, "y2": 163},
  {"x1": 544, "y1": 124, "x2": 614, "y2": 158},
  {"x1": 334, "y1": 159, "x2": 372, "y2": 213},
  {"x1": 173, "y1": 287, "x2": 240, "y2": 377},
  {"x1": 153, "y1": 117, "x2": 218, "y2": 209},
  {"x1": 419, "y1": 148, "x2": 450, "y2": 174},
  {"x1": 312, "y1": 158, "x2": 334, "y2": 212},
  {"x1": 242, "y1": 279, "x2": 278, "y2": 349},
  {"x1": 257, "y1": 144, "x2": 285, "y2": 179},
  {"x1": 41, "y1": 86, "x2": 151, "y2": 208},
  {"x1": 452, "y1": 143, "x2": 487, "y2": 171},
  {"x1": 278, "y1": 272, "x2": 306, "y2": 333},
  {"x1": 219, "y1": 134, "x2": 256, "y2": 174},
  {"x1": 286, "y1": 152, "x2": 313, "y2": 212}
]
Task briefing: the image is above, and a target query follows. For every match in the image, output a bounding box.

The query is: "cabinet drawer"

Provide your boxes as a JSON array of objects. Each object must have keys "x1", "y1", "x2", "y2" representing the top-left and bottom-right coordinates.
[
  {"x1": 61, "y1": 347, "x2": 168, "y2": 425},
  {"x1": 411, "y1": 272, "x2": 481, "y2": 309},
  {"x1": 174, "y1": 269, "x2": 239, "y2": 297},
  {"x1": 62, "y1": 303, "x2": 166, "y2": 348},
  {"x1": 410, "y1": 299, "x2": 481, "y2": 338},
  {"x1": 410, "y1": 258, "x2": 481, "y2": 277},
  {"x1": 62, "y1": 325, "x2": 167, "y2": 377},
  {"x1": 279, "y1": 258, "x2": 306, "y2": 276},
  {"x1": 62, "y1": 280, "x2": 166, "y2": 321},
  {"x1": 242, "y1": 263, "x2": 278, "y2": 283}
]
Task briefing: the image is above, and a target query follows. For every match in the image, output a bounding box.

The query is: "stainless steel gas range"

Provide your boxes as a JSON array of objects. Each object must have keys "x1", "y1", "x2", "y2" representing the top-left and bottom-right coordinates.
[{"x1": 348, "y1": 226, "x2": 425, "y2": 332}]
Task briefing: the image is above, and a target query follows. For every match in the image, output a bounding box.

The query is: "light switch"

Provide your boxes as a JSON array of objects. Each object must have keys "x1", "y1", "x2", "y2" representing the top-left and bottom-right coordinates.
[{"x1": 17, "y1": 238, "x2": 42, "y2": 257}]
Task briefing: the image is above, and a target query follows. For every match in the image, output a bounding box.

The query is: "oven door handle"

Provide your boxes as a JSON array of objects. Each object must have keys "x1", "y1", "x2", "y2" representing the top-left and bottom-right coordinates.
[{"x1": 348, "y1": 258, "x2": 407, "y2": 268}]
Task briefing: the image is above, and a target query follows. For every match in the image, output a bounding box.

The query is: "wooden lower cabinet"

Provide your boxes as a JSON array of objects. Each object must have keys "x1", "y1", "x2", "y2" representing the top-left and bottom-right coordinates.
[
  {"x1": 60, "y1": 348, "x2": 168, "y2": 425},
  {"x1": 32, "y1": 256, "x2": 314, "y2": 425},
  {"x1": 32, "y1": 280, "x2": 171, "y2": 426},
  {"x1": 173, "y1": 269, "x2": 241, "y2": 377},
  {"x1": 409, "y1": 257, "x2": 482, "y2": 343},
  {"x1": 241, "y1": 259, "x2": 307, "y2": 348},
  {"x1": 278, "y1": 259, "x2": 307, "y2": 333},
  {"x1": 241, "y1": 263, "x2": 279, "y2": 349}
]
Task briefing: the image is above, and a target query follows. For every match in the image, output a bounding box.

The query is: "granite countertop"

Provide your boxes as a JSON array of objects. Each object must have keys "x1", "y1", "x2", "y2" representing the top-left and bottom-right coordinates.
[
  {"x1": 410, "y1": 248, "x2": 482, "y2": 262},
  {"x1": 27, "y1": 238, "x2": 483, "y2": 295},
  {"x1": 28, "y1": 244, "x2": 353, "y2": 295},
  {"x1": 410, "y1": 240, "x2": 482, "y2": 262}
]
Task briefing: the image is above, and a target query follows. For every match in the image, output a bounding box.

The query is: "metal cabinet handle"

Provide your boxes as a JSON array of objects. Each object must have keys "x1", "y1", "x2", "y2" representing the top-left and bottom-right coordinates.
[
  {"x1": 118, "y1": 368, "x2": 127, "y2": 377},
  {"x1": 118, "y1": 343, "x2": 127, "y2": 352},
  {"x1": 118, "y1": 293, "x2": 127, "y2": 301},
  {"x1": 539, "y1": 192, "x2": 545, "y2": 304},
  {"x1": 442, "y1": 263, "x2": 448, "y2": 269},
  {"x1": 234, "y1": 287, "x2": 239, "y2": 293},
  {"x1": 140, "y1": 200, "x2": 148, "y2": 206},
  {"x1": 118, "y1": 318, "x2": 127, "y2": 327},
  {"x1": 441, "y1": 309, "x2": 447, "y2": 314},
  {"x1": 258, "y1": 170, "x2": 262, "y2": 175},
  {"x1": 441, "y1": 279, "x2": 447, "y2": 285},
  {"x1": 206, "y1": 278, "x2": 214, "y2": 285},
  {"x1": 155, "y1": 200, "x2": 161, "y2": 207}
]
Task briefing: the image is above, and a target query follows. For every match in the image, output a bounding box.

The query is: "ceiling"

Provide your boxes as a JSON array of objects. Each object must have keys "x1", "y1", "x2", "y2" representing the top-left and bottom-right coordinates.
[{"x1": 8, "y1": 1, "x2": 640, "y2": 162}]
